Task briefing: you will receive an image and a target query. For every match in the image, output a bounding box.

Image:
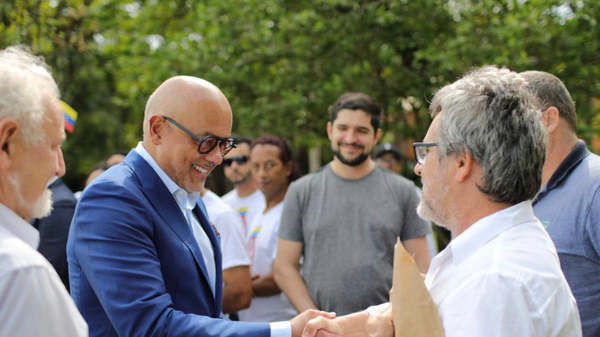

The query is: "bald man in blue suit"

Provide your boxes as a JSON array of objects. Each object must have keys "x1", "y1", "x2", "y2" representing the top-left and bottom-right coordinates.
[{"x1": 67, "y1": 76, "x2": 332, "y2": 337}]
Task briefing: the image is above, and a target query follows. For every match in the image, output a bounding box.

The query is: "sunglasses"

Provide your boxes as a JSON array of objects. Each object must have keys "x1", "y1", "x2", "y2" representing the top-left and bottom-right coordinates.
[
  {"x1": 162, "y1": 116, "x2": 236, "y2": 157},
  {"x1": 223, "y1": 155, "x2": 249, "y2": 167}
]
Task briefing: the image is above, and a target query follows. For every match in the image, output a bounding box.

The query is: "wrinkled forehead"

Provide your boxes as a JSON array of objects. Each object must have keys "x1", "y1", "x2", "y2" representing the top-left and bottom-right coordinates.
[{"x1": 174, "y1": 98, "x2": 232, "y2": 137}]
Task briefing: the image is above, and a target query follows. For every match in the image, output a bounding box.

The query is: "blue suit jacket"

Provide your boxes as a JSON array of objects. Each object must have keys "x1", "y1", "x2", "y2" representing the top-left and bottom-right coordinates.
[{"x1": 67, "y1": 150, "x2": 270, "y2": 337}]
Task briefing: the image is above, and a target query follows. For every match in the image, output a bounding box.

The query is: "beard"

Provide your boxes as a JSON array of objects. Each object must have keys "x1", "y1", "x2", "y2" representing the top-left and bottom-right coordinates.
[
  {"x1": 332, "y1": 142, "x2": 370, "y2": 167},
  {"x1": 8, "y1": 174, "x2": 53, "y2": 219},
  {"x1": 417, "y1": 182, "x2": 451, "y2": 229},
  {"x1": 229, "y1": 170, "x2": 252, "y2": 186},
  {"x1": 168, "y1": 160, "x2": 213, "y2": 193}
]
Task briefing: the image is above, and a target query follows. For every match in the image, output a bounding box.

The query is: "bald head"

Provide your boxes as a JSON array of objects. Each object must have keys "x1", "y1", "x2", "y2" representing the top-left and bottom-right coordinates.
[
  {"x1": 143, "y1": 76, "x2": 231, "y2": 141},
  {"x1": 142, "y1": 76, "x2": 233, "y2": 192}
]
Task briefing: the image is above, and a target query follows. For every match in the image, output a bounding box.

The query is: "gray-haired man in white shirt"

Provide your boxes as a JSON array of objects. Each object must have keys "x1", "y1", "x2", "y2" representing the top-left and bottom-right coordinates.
[
  {"x1": 0, "y1": 45, "x2": 88, "y2": 337},
  {"x1": 302, "y1": 66, "x2": 581, "y2": 337}
]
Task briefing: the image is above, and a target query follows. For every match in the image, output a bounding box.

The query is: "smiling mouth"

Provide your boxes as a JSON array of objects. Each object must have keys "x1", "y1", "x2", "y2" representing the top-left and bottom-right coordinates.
[
  {"x1": 339, "y1": 142, "x2": 364, "y2": 150},
  {"x1": 192, "y1": 164, "x2": 209, "y2": 174}
]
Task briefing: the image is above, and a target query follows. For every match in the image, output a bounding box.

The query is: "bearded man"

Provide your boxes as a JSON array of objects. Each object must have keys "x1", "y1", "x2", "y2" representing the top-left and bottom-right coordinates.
[
  {"x1": 275, "y1": 93, "x2": 431, "y2": 316},
  {"x1": 0, "y1": 45, "x2": 87, "y2": 336}
]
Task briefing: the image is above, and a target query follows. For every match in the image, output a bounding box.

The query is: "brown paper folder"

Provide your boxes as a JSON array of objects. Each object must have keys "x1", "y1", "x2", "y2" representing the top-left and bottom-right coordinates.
[{"x1": 390, "y1": 238, "x2": 444, "y2": 337}]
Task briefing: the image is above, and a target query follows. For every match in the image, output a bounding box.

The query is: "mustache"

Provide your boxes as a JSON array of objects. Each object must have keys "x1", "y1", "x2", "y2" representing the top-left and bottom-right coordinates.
[{"x1": 338, "y1": 141, "x2": 364, "y2": 149}]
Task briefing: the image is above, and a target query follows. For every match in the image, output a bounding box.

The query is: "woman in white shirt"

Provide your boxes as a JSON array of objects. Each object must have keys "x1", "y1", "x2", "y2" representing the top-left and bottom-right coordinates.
[{"x1": 237, "y1": 135, "x2": 300, "y2": 322}]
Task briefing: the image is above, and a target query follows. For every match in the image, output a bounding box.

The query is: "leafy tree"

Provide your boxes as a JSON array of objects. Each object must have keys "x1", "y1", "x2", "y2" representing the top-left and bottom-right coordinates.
[{"x1": 1, "y1": 0, "x2": 599, "y2": 191}]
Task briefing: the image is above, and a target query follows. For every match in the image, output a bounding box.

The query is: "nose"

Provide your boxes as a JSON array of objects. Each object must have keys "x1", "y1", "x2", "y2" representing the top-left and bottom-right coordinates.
[
  {"x1": 56, "y1": 147, "x2": 66, "y2": 177},
  {"x1": 205, "y1": 145, "x2": 224, "y2": 166},
  {"x1": 414, "y1": 162, "x2": 422, "y2": 176},
  {"x1": 255, "y1": 165, "x2": 266, "y2": 179},
  {"x1": 343, "y1": 129, "x2": 359, "y2": 143}
]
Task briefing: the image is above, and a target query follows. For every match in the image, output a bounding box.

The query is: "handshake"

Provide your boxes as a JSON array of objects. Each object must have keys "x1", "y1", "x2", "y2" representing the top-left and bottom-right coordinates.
[
  {"x1": 289, "y1": 240, "x2": 442, "y2": 337},
  {"x1": 292, "y1": 303, "x2": 393, "y2": 337}
]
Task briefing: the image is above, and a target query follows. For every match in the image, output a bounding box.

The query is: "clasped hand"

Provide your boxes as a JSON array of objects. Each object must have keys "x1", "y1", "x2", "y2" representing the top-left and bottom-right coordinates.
[{"x1": 300, "y1": 303, "x2": 393, "y2": 337}]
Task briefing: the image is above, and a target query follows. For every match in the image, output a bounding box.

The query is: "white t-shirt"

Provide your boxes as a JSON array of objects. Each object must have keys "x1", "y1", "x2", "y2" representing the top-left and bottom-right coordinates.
[
  {"x1": 0, "y1": 203, "x2": 88, "y2": 337},
  {"x1": 237, "y1": 202, "x2": 296, "y2": 322},
  {"x1": 222, "y1": 189, "x2": 265, "y2": 235},
  {"x1": 202, "y1": 190, "x2": 250, "y2": 270},
  {"x1": 425, "y1": 201, "x2": 581, "y2": 337}
]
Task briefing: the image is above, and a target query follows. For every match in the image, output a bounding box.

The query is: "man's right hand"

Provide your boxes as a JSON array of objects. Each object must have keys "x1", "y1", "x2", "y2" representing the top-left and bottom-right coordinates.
[
  {"x1": 302, "y1": 305, "x2": 394, "y2": 337},
  {"x1": 365, "y1": 304, "x2": 393, "y2": 337},
  {"x1": 302, "y1": 315, "x2": 344, "y2": 337},
  {"x1": 291, "y1": 309, "x2": 337, "y2": 337}
]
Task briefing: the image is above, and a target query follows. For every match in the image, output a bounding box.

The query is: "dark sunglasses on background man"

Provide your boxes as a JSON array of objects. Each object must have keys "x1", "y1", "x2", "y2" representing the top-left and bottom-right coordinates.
[{"x1": 223, "y1": 155, "x2": 249, "y2": 167}]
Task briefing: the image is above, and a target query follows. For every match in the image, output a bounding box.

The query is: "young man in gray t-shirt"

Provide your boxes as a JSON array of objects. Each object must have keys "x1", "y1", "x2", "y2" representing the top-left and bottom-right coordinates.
[{"x1": 274, "y1": 92, "x2": 431, "y2": 316}]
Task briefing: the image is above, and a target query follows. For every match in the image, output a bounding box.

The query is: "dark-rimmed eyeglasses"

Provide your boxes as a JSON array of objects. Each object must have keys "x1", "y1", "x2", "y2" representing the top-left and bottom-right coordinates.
[
  {"x1": 162, "y1": 116, "x2": 236, "y2": 156},
  {"x1": 413, "y1": 142, "x2": 438, "y2": 164},
  {"x1": 223, "y1": 155, "x2": 249, "y2": 167}
]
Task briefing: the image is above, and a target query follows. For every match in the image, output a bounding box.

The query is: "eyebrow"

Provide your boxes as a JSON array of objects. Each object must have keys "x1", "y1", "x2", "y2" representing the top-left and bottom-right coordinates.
[{"x1": 336, "y1": 124, "x2": 372, "y2": 132}]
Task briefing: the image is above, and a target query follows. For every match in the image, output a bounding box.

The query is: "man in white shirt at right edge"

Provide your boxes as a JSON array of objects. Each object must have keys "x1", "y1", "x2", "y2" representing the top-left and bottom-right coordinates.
[
  {"x1": 0, "y1": 46, "x2": 87, "y2": 337},
  {"x1": 302, "y1": 66, "x2": 581, "y2": 337}
]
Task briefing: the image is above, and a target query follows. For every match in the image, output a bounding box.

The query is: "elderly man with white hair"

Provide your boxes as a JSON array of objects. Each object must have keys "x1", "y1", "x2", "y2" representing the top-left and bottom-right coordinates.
[{"x1": 0, "y1": 46, "x2": 88, "y2": 336}]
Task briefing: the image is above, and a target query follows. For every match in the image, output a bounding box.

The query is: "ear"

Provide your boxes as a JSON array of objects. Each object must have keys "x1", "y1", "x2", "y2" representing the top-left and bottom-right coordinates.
[
  {"x1": 542, "y1": 107, "x2": 560, "y2": 134},
  {"x1": 149, "y1": 115, "x2": 167, "y2": 145},
  {"x1": 453, "y1": 150, "x2": 475, "y2": 183},
  {"x1": 327, "y1": 121, "x2": 333, "y2": 141},
  {"x1": 0, "y1": 119, "x2": 20, "y2": 170},
  {"x1": 373, "y1": 128, "x2": 382, "y2": 144},
  {"x1": 284, "y1": 161, "x2": 294, "y2": 178}
]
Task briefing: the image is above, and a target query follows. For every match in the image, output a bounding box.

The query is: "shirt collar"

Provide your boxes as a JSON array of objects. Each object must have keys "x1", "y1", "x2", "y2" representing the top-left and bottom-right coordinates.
[
  {"x1": 449, "y1": 200, "x2": 536, "y2": 264},
  {"x1": 0, "y1": 202, "x2": 40, "y2": 248},
  {"x1": 135, "y1": 142, "x2": 199, "y2": 209},
  {"x1": 540, "y1": 140, "x2": 589, "y2": 194},
  {"x1": 47, "y1": 176, "x2": 59, "y2": 187}
]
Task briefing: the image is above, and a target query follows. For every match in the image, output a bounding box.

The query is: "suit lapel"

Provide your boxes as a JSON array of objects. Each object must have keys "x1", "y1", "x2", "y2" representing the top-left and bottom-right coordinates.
[{"x1": 124, "y1": 151, "x2": 215, "y2": 306}]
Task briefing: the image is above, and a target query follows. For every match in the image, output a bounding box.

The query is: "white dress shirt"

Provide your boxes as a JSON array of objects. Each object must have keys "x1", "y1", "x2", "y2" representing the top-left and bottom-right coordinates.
[
  {"x1": 0, "y1": 202, "x2": 88, "y2": 337},
  {"x1": 135, "y1": 143, "x2": 291, "y2": 336},
  {"x1": 425, "y1": 200, "x2": 581, "y2": 337}
]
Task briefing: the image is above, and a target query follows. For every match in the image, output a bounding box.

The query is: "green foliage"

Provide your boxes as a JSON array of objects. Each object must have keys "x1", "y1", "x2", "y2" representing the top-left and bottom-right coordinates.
[{"x1": 1, "y1": 0, "x2": 600, "y2": 189}]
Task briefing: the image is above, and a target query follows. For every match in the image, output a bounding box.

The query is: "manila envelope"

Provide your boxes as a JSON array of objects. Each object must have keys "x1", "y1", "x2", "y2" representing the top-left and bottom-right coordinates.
[{"x1": 390, "y1": 238, "x2": 444, "y2": 337}]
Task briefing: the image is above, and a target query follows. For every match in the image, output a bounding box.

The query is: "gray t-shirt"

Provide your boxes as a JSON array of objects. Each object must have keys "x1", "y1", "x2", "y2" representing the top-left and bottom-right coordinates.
[{"x1": 279, "y1": 164, "x2": 430, "y2": 315}]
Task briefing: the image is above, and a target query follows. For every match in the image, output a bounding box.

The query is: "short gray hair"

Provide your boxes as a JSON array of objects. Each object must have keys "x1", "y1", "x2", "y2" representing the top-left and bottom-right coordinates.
[
  {"x1": 520, "y1": 70, "x2": 577, "y2": 132},
  {"x1": 0, "y1": 45, "x2": 60, "y2": 145},
  {"x1": 430, "y1": 66, "x2": 547, "y2": 204}
]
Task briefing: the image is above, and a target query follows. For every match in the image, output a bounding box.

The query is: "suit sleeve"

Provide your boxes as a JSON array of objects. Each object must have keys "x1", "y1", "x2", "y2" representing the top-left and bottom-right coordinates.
[{"x1": 70, "y1": 180, "x2": 270, "y2": 337}]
